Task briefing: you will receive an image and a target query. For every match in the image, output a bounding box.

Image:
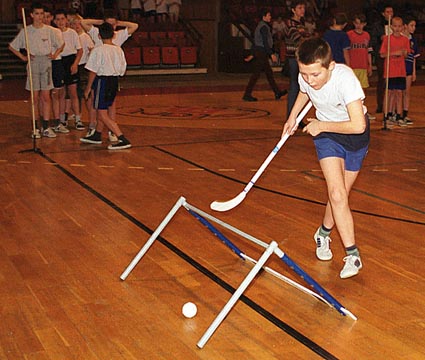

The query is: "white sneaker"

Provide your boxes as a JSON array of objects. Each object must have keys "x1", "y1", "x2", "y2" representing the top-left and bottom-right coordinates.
[
  {"x1": 108, "y1": 131, "x2": 118, "y2": 142},
  {"x1": 42, "y1": 127, "x2": 57, "y2": 138},
  {"x1": 75, "y1": 120, "x2": 85, "y2": 131},
  {"x1": 314, "y1": 227, "x2": 333, "y2": 261},
  {"x1": 340, "y1": 255, "x2": 363, "y2": 279},
  {"x1": 31, "y1": 129, "x2": 41, "y2": 139},
  {"x1": 367, "y1": 112, "x2": 376, "y2": 120},
  {"x1": 404, "y1": 116, "x2": 413, "y2": 125},
  {"x1": 54, "y1": 123, "x2": 70, "y2": 133}
]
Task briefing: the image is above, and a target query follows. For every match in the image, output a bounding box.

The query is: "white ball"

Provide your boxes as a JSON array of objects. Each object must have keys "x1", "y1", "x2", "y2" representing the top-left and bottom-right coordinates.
[{"x1": 182, "y1": 302, "x2": 197, "y2": 318}]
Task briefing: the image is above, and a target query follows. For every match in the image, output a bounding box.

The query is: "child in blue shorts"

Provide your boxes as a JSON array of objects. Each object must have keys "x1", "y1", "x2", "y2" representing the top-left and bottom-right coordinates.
[
  {"x1": 283, "y1": 38, "x2": 370, "y2": 279},
  {"x1": 80, "y1": 22, "x2": 131, "y2": 150}
]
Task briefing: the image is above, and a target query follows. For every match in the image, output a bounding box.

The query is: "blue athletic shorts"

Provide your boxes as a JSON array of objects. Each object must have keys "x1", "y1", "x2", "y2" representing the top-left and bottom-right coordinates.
[
  {"x1": 92, "y1": 76, "x2": 119, "y2": 110},
  {"x1": 314, "y1": 137, "x2": 368, "y2": 172}
]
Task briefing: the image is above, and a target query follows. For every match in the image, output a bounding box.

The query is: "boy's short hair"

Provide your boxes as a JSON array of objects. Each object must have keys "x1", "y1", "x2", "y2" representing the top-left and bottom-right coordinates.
[
  {"x1": 296, "y1": 38, "x2": 333, "y2": 68},
  {"x1": 353, "y1": 13, "x2": 366, "y2": 23},
  {"x1": 99, "y1": 22, "x2": 114, "y2": 39},
  {"x1": 334, "y1": 12, "x2": 348, "y2": 25},
  {"x1": 258, "y1": 7, "x2": 270, "y2": 19},
  {"x1": 290, "y1": 0, "x2": 306, "y2": 10},
  {"x1": 31, "y1": 2, "x2": 43, "y2": 12},
  {"x1": 54, "y1": 8, "x2": 67, "y2": 17}
]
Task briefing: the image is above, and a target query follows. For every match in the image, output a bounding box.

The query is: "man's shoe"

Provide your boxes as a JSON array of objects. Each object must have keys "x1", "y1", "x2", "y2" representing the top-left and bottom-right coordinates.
[
  {"x1": 314, "y1": 227, "x2": 333, "y2": 261},
  {"x1": 404, "y1": 116, "x2": 413, "y2": 125},
  {"x1": 340, "y1": 255, "x2": 362, "y2": 279},
  {"x1": 275, "y1": 89, "x2": 288, "y2": 100},
  {"x1": 107, "y1": 138, "x2": 131, "y2": 150},
  {"x1": 42, "y1": 127, "x2": 57, "y2": 138},
  {"x1": 242, "y1": 95, "x2": 257, "y2": 102},
  {"x1": 108, "y1": 131, "x2": 118, "y2": 142},
  {"x1": 75, "y1": 121, "x2": 85, "y2": 131},
  {"x1": 80, "y1": 133, "x2": 102, "y2": 144},
  {"x1": 54, "y1": 123, "x2": 70, "y2": 134},
  {"x1": 367, "y1": 112, "x2": 376, "y2": 120}
]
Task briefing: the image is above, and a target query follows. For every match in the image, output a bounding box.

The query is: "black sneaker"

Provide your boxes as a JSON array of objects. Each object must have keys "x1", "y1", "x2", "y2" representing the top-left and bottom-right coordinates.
[
  {"x1": 107, "y1": 138, "x2": 131, "y2": 150},
  {"x1": 275, "y1": 89, "x2": 288, "y2": 100},
  {"x1": 80, "y1": 133, "x2": 102, "y2": 144},
  {"x1": 242, "y1": 94, "x2": 257, "y2": 102}
]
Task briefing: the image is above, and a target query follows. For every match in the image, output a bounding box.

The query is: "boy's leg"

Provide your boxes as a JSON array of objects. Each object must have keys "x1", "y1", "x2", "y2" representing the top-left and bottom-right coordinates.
[
  {"x1": 40, "y1": 89, "x2": 56, "y2": 138},
  {"x1": 319, "y1": 157, "x2": 362, "y2": 278},
  {"x1": 68, "y1": 83, "x2": 84, "y2": 130}
]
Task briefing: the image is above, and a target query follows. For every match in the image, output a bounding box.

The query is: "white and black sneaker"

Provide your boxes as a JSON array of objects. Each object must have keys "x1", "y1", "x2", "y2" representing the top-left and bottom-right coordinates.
[
  {"x1": 80, "y1": 132, "x2": 102, "y2": 144},
  {"x1": 340, "y1": 255, "x2": 362, "y2": 279},
  {"x1": 107, "y1": 137, "x2": 131, "y2": 150},
  {"x1": 314, "y1": 227, "x2": 333, "y2": 261}
]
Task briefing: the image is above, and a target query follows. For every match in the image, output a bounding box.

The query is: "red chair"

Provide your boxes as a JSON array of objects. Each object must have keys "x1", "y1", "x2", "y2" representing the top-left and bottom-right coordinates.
[
  {"x1": 179, "y1": 46, "x2": 198, "y2": 66},
  {"x1": 142, "y1": 46, "x2": 161, "y2": 66},
  {"x1": 149, "y1": 31, "x2": 167, "y2": 44},
  {"x1": 132, "y1": 31, "x2": 149, "y2": 45},
  {"x1": 123, "y1": 47, "x2": 141, "y2": 66},
  {"x1": 161, "y1": 46, "x2": 179, "y2": 66},
  {"x1": 167, "y1": 31, "x2": 185, "y2": 40}
]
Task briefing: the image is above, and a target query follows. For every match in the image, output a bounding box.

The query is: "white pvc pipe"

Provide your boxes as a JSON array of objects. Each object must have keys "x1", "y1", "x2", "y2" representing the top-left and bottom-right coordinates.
[{"x1": 197, "y1": 241, "x2": 278, "y2": 348}]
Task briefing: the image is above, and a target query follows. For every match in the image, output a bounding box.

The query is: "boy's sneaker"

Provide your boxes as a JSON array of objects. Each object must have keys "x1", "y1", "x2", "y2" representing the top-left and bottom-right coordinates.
[
  {"x1": 340, "y1": 255, "x2": 363, "y2": 279},
  {"x1": 108, "y1": 131, "x2": 118, "y2": 142},
  {"x1": 86, "y1": 128, "x2": 96, "y2": 137},
  {"x1": 75, "y1": 120, "x2": 85, "y2": 131},
  {"x1": 404, "y1": 116, "x2": 413, "y2": 125},
  {"x1": 80, "y1": 133, "x2": 102, "y2": 144},
  {"x1": 398, "y1": 119, "x2": 408, "y2": 127},
  {"x1": 314, "y1": 227, "x2": 333, "y2": 261},
  {"x1": 54, "y1": 123, "x2": 70, "y2": 133},
  {"x1": 42, "y1": 127, "x2": 57, "y2": 138},
  {"x1": 107, "y1": 138, "x2": 131, "y2": 150},
  {"x1": 367, "y1": 112, "x2": 376, "y2": 120},
  {"x1": 31, "y1": 129, "x2": 41, "y2": 139}
]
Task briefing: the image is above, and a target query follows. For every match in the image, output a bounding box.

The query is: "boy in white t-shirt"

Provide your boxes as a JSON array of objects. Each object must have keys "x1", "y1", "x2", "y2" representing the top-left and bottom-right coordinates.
[
  {"x1": 81, "y1": 11, "x2": 138, "y2": 141},
  {"x1": 54, "y1": 9, "x2": 84, "y2": 131},
  {"x1": 80, "y1": 22, "x2": 131, "y2": 150},
  {"x1": 9, "y1": 2, "x2": 64, "y2": 138},
  {"x1": 283, "y1": 38, "x2": 370, "y2": 279}
]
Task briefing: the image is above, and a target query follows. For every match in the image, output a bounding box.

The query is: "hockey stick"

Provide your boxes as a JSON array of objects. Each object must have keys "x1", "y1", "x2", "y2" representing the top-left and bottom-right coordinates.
[{"x1": 210, "y1": 101, "x2": 312, "y2": 212}]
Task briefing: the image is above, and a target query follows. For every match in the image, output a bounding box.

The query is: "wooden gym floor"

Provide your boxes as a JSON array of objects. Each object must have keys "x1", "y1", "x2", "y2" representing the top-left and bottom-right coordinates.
[{"x1": 0, "y1": 74, "x2": 424, "y2": 359}]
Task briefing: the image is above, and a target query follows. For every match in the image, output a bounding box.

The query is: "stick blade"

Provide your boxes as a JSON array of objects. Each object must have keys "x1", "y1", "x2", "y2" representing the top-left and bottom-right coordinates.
[{"x1": 210, "y1": 192, "x2": 246, "y2": 212}]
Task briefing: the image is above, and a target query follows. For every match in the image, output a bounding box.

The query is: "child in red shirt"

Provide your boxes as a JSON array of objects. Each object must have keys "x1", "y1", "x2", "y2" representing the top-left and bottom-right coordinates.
[{"x1": 379, "y1": 16, "x2": 410, "y2": 126}]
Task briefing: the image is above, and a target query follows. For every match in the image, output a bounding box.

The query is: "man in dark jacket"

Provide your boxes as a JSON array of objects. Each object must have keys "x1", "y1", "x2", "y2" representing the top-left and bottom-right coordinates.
[{"x1": 243, "y1": 9, "x2": 287, "y2": 101}]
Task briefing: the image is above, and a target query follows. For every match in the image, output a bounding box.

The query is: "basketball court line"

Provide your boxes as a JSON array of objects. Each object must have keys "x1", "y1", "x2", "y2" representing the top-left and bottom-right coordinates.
[{"x1": 32, "y1": 148, "x2": 339, "y2": 360}]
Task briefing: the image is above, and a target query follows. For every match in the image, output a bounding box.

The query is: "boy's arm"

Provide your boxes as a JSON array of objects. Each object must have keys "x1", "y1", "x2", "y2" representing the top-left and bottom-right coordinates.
[
  {"x1": 81, "y1": 18, "x2": 103, "y2": 32},
  {"x1": 84, "y1": 70, "x2": 97, "y2": 100},
  {"x1": 367, "y1": 52, "x2": 373, "y2": 76},
  {"x1": 282, "y1": 91, "x2": 310, "y2": 136},
  {"x1": 116, "y1": 20, "x2": 139, "y2": 35},
  {"x1": 303, "y1": 99, "x2": 366, "y2": 136},
  {"x1": 71, "y1": 48, "x2": 83, "y2": 74},
  {"x1": 8, "y1": 44, "x2": 27, "y2": 62}
]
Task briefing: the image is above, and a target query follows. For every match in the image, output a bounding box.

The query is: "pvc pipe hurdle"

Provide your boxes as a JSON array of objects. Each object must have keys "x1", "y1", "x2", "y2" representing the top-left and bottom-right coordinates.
[{"x1": 120, "y1": 196, "x2": 357, "y2": 348}]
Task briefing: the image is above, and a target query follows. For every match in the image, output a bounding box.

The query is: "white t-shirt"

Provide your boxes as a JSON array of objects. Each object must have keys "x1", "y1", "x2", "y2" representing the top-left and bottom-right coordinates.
[
  {"x1": 299, "y1": 63, "x2": 366, "y2": 122},
  {"x1": 143, "y1": 0, "x2": 156, "y2": 12},
  {"x1": 85, "y1": 43, "x2": 127, "y2": 76},
  {"x1": 88, "y1": 26, "x2": 130, "y2": 48},
  {"x1": 9, "y1": 24, "x2": 63, "y2": 57},
  {"x1": 61, "y1": 27, "x2": 82, "y2": 57},
  {"x1": 79, "y1": 32, "x2": 94, "y2": 65},
  {"x1": 52, "y1": 27, "x2": 64, "y2": 60},
  {"x1": 156, "y1": 0, "x2": 167, "y2": 14}
]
